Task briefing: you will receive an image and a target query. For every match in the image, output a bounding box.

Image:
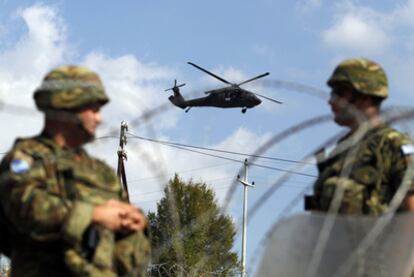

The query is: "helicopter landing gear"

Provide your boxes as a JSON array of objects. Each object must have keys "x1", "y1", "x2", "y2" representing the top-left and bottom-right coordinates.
[
  {"x1": 185, "y1": 107, "x2": 192, "y2": 113},
  {"x1": 241, "y1": 107, "x2": 247, "y2": 113}
]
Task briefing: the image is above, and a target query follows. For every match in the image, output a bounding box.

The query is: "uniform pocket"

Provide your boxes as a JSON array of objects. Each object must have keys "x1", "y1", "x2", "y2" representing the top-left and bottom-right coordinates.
[
  {"x1": 351, "y1": 166, "x2": 377, "y2": 186},
  {"x1": 320, "y1": 177, "x2": 365, "y2": 214},
  {"x1": 351, "y1": 166, "x2": 387, "y2": 215}
]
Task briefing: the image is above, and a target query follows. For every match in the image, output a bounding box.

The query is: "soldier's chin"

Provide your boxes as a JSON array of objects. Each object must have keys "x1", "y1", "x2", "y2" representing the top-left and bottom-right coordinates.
[
  {"x1": 79, "y1": 127, "x2": 95, "y2": 143},
  {"x1": 83, "y1": 131, "x2": 95, "y2": 143},
  {"x1": 333, "y1": 115, "x2": 354, "y2": 127}
]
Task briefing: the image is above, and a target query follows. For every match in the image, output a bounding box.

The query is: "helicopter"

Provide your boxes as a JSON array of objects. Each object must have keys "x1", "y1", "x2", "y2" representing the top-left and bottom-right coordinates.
[{"x1": 165, "y1": 62, "x2": 282, "y2": 113}]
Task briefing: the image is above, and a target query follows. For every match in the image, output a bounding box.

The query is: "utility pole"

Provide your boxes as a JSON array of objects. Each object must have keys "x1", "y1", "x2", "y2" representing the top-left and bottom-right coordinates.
[
  {"x1": 117, "y1": 121, "x2": 130, "y2": 201},
  {"x1": 238, "y1": 159, "x2": 255, "y2": 277}
]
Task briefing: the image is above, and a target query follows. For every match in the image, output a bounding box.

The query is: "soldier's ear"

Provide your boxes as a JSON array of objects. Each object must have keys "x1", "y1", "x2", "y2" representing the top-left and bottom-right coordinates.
[
  {"x1": 354, "y1": 93, "x2": 372, "y2": 107},
  {"x1": 363, "y1": 95, "x2": 379, "y2": 107}
]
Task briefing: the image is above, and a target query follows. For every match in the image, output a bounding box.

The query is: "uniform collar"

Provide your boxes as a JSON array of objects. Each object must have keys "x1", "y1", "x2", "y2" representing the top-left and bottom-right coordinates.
[{"x1": 36, "y1": 131, "x2": 86, "y2": 157}]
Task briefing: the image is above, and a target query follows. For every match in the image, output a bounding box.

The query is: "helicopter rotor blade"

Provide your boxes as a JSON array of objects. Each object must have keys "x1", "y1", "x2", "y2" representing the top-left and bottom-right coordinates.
[
  {"x1": 188, "y1": 62, "x2": 233, "y2": 85},
  {"x1": 237, "y1": 72, "x2": 270, "y2": 86},
  {"x1": 254, "y1": 92, "x2": 283, "y2": 104}
]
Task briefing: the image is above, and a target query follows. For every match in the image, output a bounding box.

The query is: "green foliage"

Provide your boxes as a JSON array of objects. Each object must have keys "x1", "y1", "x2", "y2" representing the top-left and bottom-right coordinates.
[{"x1": 148, "y1": 174, "x2": 239, "y2": 276}]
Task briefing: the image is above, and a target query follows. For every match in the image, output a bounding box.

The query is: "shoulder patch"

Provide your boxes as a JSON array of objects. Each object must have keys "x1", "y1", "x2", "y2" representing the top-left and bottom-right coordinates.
[
  {"x1": 9, "y1": 149, "x2": 34, "y2": 174},
  {"x1": 10, "y1": 159, "x2": 31, "y2": 174},
  {"x1": 12, "y1": 135, "x2": 55, "y2": 157},
  {"x1": 401, "y1": 144, "x2": 414, "y2": 156}
]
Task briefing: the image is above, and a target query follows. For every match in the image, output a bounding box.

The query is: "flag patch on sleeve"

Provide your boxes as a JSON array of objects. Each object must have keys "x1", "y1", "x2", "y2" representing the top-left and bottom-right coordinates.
[
  {"x1": 401, "y1": 144, "x2": 414, "y2": 155},
  {"x1": 10, "y1": 159, "x2": 30, "y2": 174}
]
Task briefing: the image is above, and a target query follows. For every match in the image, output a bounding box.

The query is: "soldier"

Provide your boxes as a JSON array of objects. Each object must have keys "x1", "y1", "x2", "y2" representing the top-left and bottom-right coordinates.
[
  {"x1": 305, "y1": 58, "x2": 414, "y2": 215},
  {"x1": 0, "y1": 65, "x2": 150, "y2": 276}
]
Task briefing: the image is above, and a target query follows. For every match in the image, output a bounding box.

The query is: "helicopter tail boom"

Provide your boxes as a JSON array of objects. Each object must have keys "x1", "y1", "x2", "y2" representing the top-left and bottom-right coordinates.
[
  {"x1": 165, "y1": 80, "x2": 188, "y2": 109},
  {"x1": 168, "y1": 91, "x2": 187, "y2": 109}
]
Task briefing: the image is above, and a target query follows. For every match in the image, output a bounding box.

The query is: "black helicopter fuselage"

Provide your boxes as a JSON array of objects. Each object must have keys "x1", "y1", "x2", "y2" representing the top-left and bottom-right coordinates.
[
  {"x1": 179, "y1": 87, "x2": 261, "y2": 108},
  {"x1": 166, "y1": 62, "x2": 281, "y2": 113}
]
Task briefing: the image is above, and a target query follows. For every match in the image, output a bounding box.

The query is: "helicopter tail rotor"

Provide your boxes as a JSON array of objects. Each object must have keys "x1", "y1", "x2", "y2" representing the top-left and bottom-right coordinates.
[{"x1": 165, "y1": 79, "x2": 186, "y2": 92}]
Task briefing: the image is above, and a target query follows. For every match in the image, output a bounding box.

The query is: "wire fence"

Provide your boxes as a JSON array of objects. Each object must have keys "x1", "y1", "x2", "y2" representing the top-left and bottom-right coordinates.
[
  {"x1": 148, "y1": 263, "x2": 242, "y2": 277},
  {"x1": 0, "y1": 258, "x2": 241, "y2": 277},
  {"x1": 0, "y1": 79, "x2": 414, "y2": 276}
]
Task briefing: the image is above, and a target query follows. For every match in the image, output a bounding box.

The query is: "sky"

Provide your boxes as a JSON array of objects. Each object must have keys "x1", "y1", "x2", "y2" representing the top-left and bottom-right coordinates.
[{"x1": 1, "y1": 0, "x2": 414, "y2": 274}]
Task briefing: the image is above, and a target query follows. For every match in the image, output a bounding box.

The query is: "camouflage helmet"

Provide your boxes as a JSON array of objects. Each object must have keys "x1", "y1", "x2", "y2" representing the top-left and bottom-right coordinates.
[
  {"x1": 327, "y1": 58, "x2": 388, "y2": 99},
  {"x1": 34, "y1": 65, "x2": 109, "y2": 111}
]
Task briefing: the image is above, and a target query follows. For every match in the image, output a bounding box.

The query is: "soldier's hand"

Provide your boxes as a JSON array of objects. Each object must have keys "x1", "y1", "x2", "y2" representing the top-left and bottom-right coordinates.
[
  {"x1": 92, "y1": 199, "x2": 147, "y2": 232},
  {"x1": 106, "y1": 199, "x2": 147, "y2": 231},
  {"x1": 92, "y1": 200, "x2": 125, "y2": 231},
  {"x1": 119, "y1": 208, "x2": 147, "y2": 232}
]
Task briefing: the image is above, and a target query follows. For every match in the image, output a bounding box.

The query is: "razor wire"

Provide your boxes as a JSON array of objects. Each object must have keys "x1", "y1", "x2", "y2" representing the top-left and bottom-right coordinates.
[
  {"x1": 210, "y1": 99, "x2": 414, "y2": 275},
  {"x1": 0, "y1": 80, "x2": 326, "y2": 276},
  {"x1": 251, "y1": 107, "x2": 414, "y2": 276},
  {"x1": 147, "y1": 263, "x2": 242, "y2": 277},
  {"x1": 3, "y1": 78, "x2": 414, "y2": 276},
  {"x1": 135, "y1": 112, "x2": 335, "y2": 275},
  {"x1": 117, "y1": 80, "x2": 334, "y2": 274},
  {"x1": 0, "y1": 261, "x2": 245, "y2": 277}
]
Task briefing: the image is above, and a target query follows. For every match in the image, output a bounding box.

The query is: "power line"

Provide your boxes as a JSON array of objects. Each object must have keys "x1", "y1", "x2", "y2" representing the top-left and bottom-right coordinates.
[
  {"x1": 94, "y1": 135, "x2": 119, "y2": 140},
  {"x1": 127, "y1": 132, "x2": 316, "y2": 178},
  {"x1": 131, "y1": 178, "x2": 311, "y2": 198},
  {"x1": 0, "y1": 134, "x2": 316, "y2": 178},
  {"x1": 130, "y1": 176, "x2": 235, "y2": 197},
  {"x1": 132, "y1": 181, "x2": 309, "y2": 206},
  {"x1": 127, "y1": 162, "x2": 233, "y2": 184},
  {"x1": 126, "y1": 132, "x2": 314, "y2": 165}
]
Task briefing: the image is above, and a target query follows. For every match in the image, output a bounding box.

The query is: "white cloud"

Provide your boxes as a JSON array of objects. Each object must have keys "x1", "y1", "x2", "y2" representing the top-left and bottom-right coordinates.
[
  {"x1": 192, "y1": 65, "x2": 241, "y2": 88},
  {"x1": 2, "y1": 4, "x2": 66, "y2": 80},
  {"x1": 320, "y1": 0, "x2": 414, "y2": 99},
  {"x1": 0, "y1": 4, "x2": 66, "y2": 105},
  {"x1": 321, "y1": 1, "x2": 414, "y2": 55},
  {"x1": 83, "y1": 52, "x2": 180, "y2": 132},
  {"x1": 322, "y1": 12, "x2": 390, "y2": 54},
  {"x1": 0, "y1": 4, "x2": 182, "y2": 160},
  {"x1": 220, "y1": 67, "x2": 246, "y2": 84},
  {"x1": 0, "y1": 4, "x2": 66, "y2": 147},
  {"x1": 193, "y1": 64, "x2": 268, "y2": 87},
  {"x1": 214, "y1": 127, "x2": 271, "y2": 154}
]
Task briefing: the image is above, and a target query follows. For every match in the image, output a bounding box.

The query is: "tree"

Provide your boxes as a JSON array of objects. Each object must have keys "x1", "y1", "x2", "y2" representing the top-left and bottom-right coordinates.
[{"x1": 148, "y1": 174, "x2": 239, "y2": 276}]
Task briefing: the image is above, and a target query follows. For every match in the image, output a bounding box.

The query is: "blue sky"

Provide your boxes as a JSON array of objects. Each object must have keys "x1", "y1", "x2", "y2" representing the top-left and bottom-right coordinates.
[{"x1": 1, "y1": 0, "x2": 414, "y2": 274}]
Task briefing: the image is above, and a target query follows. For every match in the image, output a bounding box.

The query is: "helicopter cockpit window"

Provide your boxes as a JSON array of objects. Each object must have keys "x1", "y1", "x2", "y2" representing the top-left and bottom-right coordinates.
[
  {"x1": 224, "y1": 91, "x2": 231, "y2": 101},
  {"x1": 225, "y1": 91, "x2": 238, "y2": 101}
]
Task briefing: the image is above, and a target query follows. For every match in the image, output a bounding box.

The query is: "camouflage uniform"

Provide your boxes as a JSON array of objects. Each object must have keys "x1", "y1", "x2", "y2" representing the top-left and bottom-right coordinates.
[
  {"x1": 0, "y1": 66, "x2": 150, "y2": 276},
  {"x1": 309, "y1": 125, "x2": 414, "y2": 215},
  {"x1": 305, "y1": 58, "x2": 414, "y2": 215}
]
